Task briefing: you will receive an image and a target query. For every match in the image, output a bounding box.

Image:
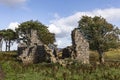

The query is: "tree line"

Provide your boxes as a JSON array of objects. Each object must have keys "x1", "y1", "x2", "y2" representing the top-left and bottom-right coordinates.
[{"x1": 0, "y1": 20, "x2": 55, "y2": 51}]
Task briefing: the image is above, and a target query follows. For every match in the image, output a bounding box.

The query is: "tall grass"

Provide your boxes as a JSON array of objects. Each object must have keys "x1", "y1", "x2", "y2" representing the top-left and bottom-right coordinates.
[
  {"x1": 0, "y1": 50, "x2": 120, "y2": 80},
  {"x1": 89, "y1": 48, "x2": 120, "y2": 62}
]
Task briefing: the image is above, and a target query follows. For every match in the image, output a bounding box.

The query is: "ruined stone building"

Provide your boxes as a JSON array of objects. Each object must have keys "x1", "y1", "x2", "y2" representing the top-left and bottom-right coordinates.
[
  {"x1": 62, "y1": 28, "x2": 89, "y2": 64},
  {"x1": 18, "y1": 30, "x2": 57, "y2": 64},
  {"x1": 18, "y1": 28, "x2": 89, "y2": 64}
]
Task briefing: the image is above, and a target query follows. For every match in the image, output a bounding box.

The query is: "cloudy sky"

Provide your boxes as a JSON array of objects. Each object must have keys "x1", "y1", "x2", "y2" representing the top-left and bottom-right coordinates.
[{"x1": 0, "y1": 0, "x2": 120, "y2": 49}]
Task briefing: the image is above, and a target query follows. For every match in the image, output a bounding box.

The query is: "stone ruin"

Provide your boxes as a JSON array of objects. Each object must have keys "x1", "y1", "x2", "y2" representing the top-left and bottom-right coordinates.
[
  {"x1": 61, "y1": 28, "x2": 89, "y2": 64},
  {"x1": 18, "y1": 28, "x2": 89, "y2": 65},
  {"x1": 72, "y1": 28, "x2": 89, "y2": 64},
  {"x1": 18, "y1": 30, "x2": 57, "y2": 64}
]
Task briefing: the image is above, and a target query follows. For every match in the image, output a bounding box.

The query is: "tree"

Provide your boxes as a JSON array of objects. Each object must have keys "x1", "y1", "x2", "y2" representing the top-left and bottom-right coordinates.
[
  {"x1": 2, "y1": 29, "x2": 17, "y2": 51},
  {"x1": 16, "y1": 20, "x2": 55, "y2": 45},
  {"x1": 78, "y1": 16, "x2": 120, "y2": 63},
  {"x1": 0, "y1": 30, "x2": 4, "y2": 51}
]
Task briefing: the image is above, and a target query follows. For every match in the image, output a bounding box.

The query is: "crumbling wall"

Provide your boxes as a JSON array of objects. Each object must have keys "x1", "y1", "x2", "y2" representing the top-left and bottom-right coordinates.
[
  {"x1": 71, "y1": 28, "x2": 89, "y2": 64},
  {"x1": 18, "y1": 30, "x2": 57, "y2": 64}
]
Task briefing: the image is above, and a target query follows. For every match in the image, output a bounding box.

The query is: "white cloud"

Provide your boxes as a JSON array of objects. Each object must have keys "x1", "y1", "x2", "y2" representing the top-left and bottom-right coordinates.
[
  {"x1": 54, "y1": 40, "x2": 62, "y2": 46},
  {"x1": 49, "y1": 8, "x2": 120, "y2": 48},
  {"x1": 55, "y1": 37, "x2": 72, "y2": 48},
  {"x1": 7, "y1": 22, "x2": 19, "y2": 31},
  {"x1": 0, "y1": 0, "x2": 27, "y2": 6},
  {"x1": 48, "y1": 24, "x2": 61, "y2": 34}
]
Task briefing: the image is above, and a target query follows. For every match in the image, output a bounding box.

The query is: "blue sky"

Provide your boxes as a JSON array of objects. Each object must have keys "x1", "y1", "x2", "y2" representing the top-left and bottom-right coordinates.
[{"x1": 0, "y1": 0, "x2": 120, "y2": 49}]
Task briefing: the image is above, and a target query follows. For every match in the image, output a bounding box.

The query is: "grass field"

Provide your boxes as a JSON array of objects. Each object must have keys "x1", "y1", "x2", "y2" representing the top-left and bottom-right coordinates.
[
  {"x1": 90, "y1": 48, "x2": 120, "y2": 62},
  {"x1": 0, "y1": 49, "x2": 120, "y2": 80}
]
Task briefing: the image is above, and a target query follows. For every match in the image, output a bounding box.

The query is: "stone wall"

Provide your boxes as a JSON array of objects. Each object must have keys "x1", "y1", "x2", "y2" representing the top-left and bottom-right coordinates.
[
  {"x1": 71, "y1": 28, "x2": 89, "y2": 64},
  {"x1": 18, "y1": 30, "x2": 57, "y2": 64},
  {"x1": 61, "y1": 28, "x2": 89, "y2": 64}
]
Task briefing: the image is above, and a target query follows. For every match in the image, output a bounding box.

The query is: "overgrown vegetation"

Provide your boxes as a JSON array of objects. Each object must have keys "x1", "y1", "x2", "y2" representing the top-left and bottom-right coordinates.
[{"x1": 0, "y1": 50, "x2": 120, "y2": 80}]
